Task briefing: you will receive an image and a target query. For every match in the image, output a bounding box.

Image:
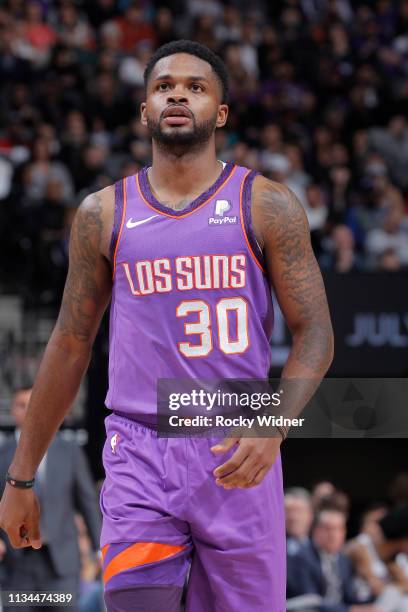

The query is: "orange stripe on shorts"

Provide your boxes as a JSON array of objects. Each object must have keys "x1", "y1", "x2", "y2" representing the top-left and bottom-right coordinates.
[
  {"x1": 101, "y1": 544, "x2": 109, "y2": 563},
  {"x1": 103, "y1": 541, "x2": 185, "y2": 584}
]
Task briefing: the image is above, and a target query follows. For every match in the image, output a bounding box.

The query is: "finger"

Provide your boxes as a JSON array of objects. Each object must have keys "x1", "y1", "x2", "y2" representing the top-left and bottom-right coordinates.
[
  {"x1": 215, "y1": 450, "x2": 261, "y2": 486},
  {"x1": 19, "y1": 526, "x2": 33, "y2": 548},
  {"x1": 24, "y1": 502, "x2": 42, "y2": 549},
  {"x1": 25, "y1": 519, "x2": 42, "y2": 549},
  {"x1": 210, "y1": 437, "x2": 239, "y2": 454},
  {"x1": 217, "y1": 455, "x2": 262, "y2": 488},
  {"x1": 7, "y1": 524, "x2": 31, "y2": 549},
  {"x1": 246, "y1": 466, "x2": 269, "y2": 488},
  {"x1": 213, "y1": 443, "x2": 249, "y2": 479}
]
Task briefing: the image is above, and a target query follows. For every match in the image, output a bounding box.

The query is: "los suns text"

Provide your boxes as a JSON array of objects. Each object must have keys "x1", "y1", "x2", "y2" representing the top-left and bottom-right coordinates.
[{"x1": 122, "y1": 253, "x2": 247, "y2": 296}]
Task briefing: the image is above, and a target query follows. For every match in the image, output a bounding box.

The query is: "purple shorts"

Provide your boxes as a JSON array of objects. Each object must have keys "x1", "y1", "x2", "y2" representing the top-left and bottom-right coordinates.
[{"x1": 100, "y1": 412, "x2": 286, "y2": 611}]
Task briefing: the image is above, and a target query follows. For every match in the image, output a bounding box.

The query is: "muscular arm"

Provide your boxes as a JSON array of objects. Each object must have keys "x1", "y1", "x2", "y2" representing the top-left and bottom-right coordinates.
[
  {"x1": 8, "y1": 187, "x2": 113, "y2": 481},
  {"x1": 211, "y1": 177, "x2": 333, "y2": 488},
  {"x1": 252, "y1": 176, "x2": 334, "y2": 425}
]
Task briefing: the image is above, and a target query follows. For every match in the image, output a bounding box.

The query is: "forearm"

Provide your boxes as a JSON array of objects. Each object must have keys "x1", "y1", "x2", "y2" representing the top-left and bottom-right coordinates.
[
  {"x1": 251, "y1": 178, "x2": 334, "y2": 416},
  {"x1": 366, "y1": 575, "x2": 385, "y2": 597},
  {"x1": 9, "y1": 332, "x2": 91, "y2": 480},
  {"x1": 283, "y1": 320, "x2": 334, "y2": 380},
  {"x1": 388, "y1": 562, "x2": 408, "y2": 593},
  {"x1": 273, "y1": 322, "x2": 334, "y2": 427}
]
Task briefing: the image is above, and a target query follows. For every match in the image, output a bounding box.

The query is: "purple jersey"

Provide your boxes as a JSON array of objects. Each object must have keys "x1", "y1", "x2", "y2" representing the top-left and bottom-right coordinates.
[{"x1": 105, "y1": 162, "x2": 273, "y2": 419}]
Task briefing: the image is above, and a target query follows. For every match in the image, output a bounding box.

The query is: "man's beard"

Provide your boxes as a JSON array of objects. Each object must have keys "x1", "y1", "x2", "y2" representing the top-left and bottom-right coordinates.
[{"x1": 147, "y1": 113, "x2": 217, "y2": 152}]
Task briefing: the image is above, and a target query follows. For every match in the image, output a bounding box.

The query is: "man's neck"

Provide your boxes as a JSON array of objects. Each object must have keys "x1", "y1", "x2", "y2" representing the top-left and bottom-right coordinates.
[{"x1": 148, "y1": 141, "x2": 222, "y2": 208}]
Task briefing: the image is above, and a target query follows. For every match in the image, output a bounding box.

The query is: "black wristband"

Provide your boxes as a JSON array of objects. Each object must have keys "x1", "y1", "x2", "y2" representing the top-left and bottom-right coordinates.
[{"x1": 6, "y1": 473, "x2": 35, "y2": 489}]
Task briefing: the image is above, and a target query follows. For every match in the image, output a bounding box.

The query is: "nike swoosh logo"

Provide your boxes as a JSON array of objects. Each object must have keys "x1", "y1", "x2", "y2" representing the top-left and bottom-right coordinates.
[{"x1": 126, "y1": 215, "x2": 158, "y2": 228}]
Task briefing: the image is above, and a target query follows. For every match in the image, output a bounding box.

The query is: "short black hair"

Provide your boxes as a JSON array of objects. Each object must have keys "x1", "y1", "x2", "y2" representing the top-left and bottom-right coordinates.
[
  {"x1": 144, "y1": 40, "x2": 229, "y2": 103},
  {"x1": 379, "y1": 506, "x2": 408, "y2": 541}
]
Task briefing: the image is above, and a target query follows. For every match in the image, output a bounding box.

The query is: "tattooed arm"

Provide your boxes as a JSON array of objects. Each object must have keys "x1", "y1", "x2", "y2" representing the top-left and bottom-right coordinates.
[
  {"x1": 211, "y1": 177, "x2": 333, "y2": 490},
  {"x1": 252, "y1": 176, "x2": 334, "y2": 435},
  {"x1": 252, "y1": 176, "x2": 333, "y2": 378},
  {"x1": 0, "y1": 186, "x2": 113, "y2": 548}
]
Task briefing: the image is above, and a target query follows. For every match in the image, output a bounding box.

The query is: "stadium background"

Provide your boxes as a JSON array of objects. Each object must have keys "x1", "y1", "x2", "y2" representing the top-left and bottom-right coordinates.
[{"x1": 0, "y1": 0, "x2": 407, "y2": 536}]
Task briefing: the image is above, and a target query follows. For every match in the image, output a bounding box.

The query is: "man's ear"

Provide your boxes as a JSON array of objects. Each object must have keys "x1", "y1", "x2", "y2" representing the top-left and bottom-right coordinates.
[
  {"x1": 140, "y1": 102, "x2": 147, "y2": 127},
  {"x1": 216, "y1": 104, "x2": 228, "y2": 128}
]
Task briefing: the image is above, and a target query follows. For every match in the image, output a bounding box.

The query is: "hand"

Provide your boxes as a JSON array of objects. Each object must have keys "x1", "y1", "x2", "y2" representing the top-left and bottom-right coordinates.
[
  {"x1": 210, "y1": 433, "x2": 282, "y2": 489},
  {"x1": 0, "y1": 485, "x2": 42, "y2": 549}
]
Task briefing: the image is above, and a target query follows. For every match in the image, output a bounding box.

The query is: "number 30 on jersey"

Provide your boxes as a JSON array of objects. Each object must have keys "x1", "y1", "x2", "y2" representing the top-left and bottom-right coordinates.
[{"x1": 176, "y1": 297, "x2": 249, "y2": 357}]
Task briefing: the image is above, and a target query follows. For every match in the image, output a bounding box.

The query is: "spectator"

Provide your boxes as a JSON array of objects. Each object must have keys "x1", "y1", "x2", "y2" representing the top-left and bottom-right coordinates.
[
  {"x1": 304, "y1": 184, "x2": 328, "y2": 233},
  {"x1": 366, "y1": 202, "x2": 408, "y2": 270},
  {"x1": 215, "y1": 5, "x2": 242, "y2": 44},
  {"x1": 86, "y1": 72, "x2": 133, "y2": 132},
  {"x1": 114, "y1": 1, "x2": 155, "y2": 52},
  {"x1": 286, "y1": 487, "x2": 314, "y2": 600},
  {"x1": 55, "y1": 3, "x2": 94, "y2": 51},
  {"x1": 284, "y1": 144, "x2": 312, "y2": 204},
  {"x1": 187, "y1": 0, "x2": 223, "y2": 20},
  {"x1": 319, "y1": 490, "x2": 351, "y2": 518},
  {"x1": 368, "y1": 116, "x2": 408, "y2": 190},
  {"x1": 18, "y1": 1, "x2": 57, "y2": 66},
  {"x1": 22, "y1": 137, "x2": 74, "y2": 205},
  {"x1": 259, "y1": 124, "x2": 284, "y2": 173},
  {"x1": 311, "y1": 481, "x2": 337, "y2": 511},
  {"x1": 119, "y1": 40, "x2": 154, "y2": 87},
  {"x1": 346, "y1": 506, "x2": 408, "y2": 610},
  {"x1": 98, "y1": 19, "x2": 122, "y2": 54},
  {"x1": 73, "y1": 144, "x2": 110, "y2": 193},
  {"x1": 288, "y1": 508, "x2": 379, "y2": 611},
  {"x1": 154, "y1": 7, "x2": 177, "y2": 47},
  {"x1": 354, "y1": 155, "x2": 404, "y2": 237},
  {"x1": 0, "y1": 20, "x2": 32, "y2": 82},
  {"x1": 60, "y1": 111, "x2": 90, "y2": 177},
  {"x1": 329, "y1": 165, "x2": 353, "y2": 220},
  {"x1": 286, "y1": 487, "x2": 314, "y2": 551},
  {"x1": 320, "y1": 225, "x2": 364, "y2": 274},
  {"x1": 0, "y1": 386, "x2": 102, "y2": 612}
]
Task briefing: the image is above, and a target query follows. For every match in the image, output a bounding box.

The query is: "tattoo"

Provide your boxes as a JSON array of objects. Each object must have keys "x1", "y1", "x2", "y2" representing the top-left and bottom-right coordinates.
[
  {"x1": 57, "y1": 193, "x2": 104, "y2": 342},
  {"x1": 257, "y1": 180, "x2": 333, "y2": 371}
]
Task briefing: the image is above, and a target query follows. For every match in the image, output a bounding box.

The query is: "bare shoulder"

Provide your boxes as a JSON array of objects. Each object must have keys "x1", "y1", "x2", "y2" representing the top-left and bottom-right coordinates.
[
  {"x1": 250, "y1": 174, "x2": 309, "y2": 250},
  {"x1": 74, "y1": 184, "x2": 115, "y2": 261}
]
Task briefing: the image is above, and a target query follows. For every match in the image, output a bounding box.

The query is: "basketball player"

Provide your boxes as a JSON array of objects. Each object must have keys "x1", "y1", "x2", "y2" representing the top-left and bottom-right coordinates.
[{"x1": 0, "y1": 41, "x2": 334, "y2": 611}]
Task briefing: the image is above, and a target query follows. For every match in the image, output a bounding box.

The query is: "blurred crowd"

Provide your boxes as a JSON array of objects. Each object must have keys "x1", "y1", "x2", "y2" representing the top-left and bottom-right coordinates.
[
  {"x1": 1, "y1": 0, "x2": 408, "y2": 306},
  {"x1": 286, "y1": 480, "x2": 408, "y2": 611}
]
